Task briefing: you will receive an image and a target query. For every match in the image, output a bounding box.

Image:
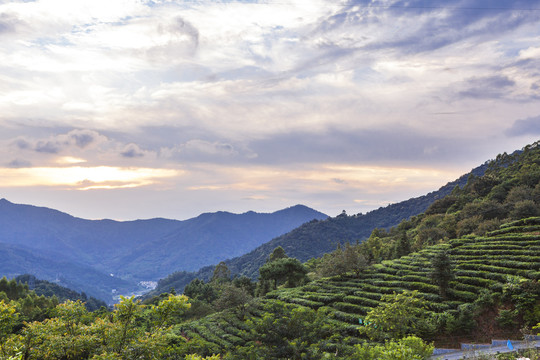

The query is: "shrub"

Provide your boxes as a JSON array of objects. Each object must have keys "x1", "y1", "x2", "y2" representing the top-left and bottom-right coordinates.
[
  {"x1": 496, "y1": 309, "x2": 519, "y2": 328},
  {"x1": 353, "y1": 336, "x2": 434, "y2": 360}
]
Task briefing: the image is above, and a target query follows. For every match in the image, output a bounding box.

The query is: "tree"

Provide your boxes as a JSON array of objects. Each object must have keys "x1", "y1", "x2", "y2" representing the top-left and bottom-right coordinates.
[
  {"x1": 213, "y1": 284, "x2": 252, "y2": 319},
  {"x1": 232, "y1": 276, "x2": 256, "y2": 296},
  {"x1": 211, "y1": 262, "x2": 231, "y2": 283},
  {"x1": 19, "y1": 300, "x2": 97, "y2": 360},
  {"x1": 1, "y1": 294, "x2": 193, "y2": 360},
  {"x1": 317, "y1": 243, "x2": 367, "y2": 277},
  {"x1": 429, "y1": 250, "x2": 454, "y2": 299},
  {"x1": 111, "y1": 295, "x2": 145, "y2": 355},
  {"x1": 510, "y1": 200, "x2": 539, "y2": 220},
  {"x1": 259, "y1": 258, "x2": 308, "y2": 289},
  {"x1": 360, "y1": 291, "x2": 433, "y2": 341},
  {"x1": 394, "y1": 232, "x2": 411, "y2": 258},
  {"x1": 360, "y1": 234, "x2": 386, "y2": 263},
  {"x1": 185, "y1": 355, "x2": 221, "y2": 360},
  {"x1": 0, "y1": 300, "x2": 17, "y2": 358},
  {"x1": 268, "y1": 246, "x2": 288, "y2": 262},
  {"x1": 150, "y1": 293, "x2": 191, "y2": 328},
  {"x1": 184, "y1": 279, "x2": 217, "y2": 303},
  {"x1": 243, "y1": 301, "x2": 332, "y2": 359},
  {"x1": 342, "y1": 243, "x2": 368, "y2": 277},
  {"x1": 353, "y1": 336, "x2": 434, "y2": 360}
]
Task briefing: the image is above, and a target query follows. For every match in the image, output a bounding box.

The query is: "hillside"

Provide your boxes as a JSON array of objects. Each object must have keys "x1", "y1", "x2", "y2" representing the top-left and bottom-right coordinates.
[
  {"x1": 0, "y1": 242, "x2": 133, "y2": 303},
  {"x1": 175, "y1": 216, "x2": 540, "y2": 356},
  {"x1": 146, "y1": 162, "x2": 487, "y2": 297},
  {"x1": 154, "y1": 141, "x2": 540, "y2": 357},
  {"x1": 0, "y1": 201, "x2": 326, "y2": 302},
  {"x1": 14, "y1": 274, "x2": 107, "y2": 311}
]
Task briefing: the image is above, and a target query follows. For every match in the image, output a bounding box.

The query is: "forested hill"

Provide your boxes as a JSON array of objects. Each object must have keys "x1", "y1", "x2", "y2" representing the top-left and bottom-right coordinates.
[
  {"x1": 147, "y1": 162, "x2": 487, "y2": 296},
  {"x1": 13, "y1": 274, "x2": 107, "y2": 311}
]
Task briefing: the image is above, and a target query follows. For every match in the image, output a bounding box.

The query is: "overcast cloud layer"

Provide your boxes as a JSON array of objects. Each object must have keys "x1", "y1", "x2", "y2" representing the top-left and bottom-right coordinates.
[{"x1": 0, "y1": 0, "x2": 539, "y2": 220}]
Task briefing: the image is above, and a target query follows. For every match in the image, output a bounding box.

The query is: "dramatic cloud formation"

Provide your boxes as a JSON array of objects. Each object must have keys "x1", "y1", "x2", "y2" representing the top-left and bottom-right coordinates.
[{"x1": 0, "y1": 0, "x2": 539, "y2": 220}]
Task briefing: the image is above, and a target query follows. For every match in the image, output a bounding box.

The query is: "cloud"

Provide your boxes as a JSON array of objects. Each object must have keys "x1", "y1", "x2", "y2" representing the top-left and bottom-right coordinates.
[
  {"x1": 121, "y1": 143, "x2": 146, "y2": 158},
  {"x1": 312, "y1": 0, "x2": 540, "y2": 59},
  {"x1": 145, "y1": 16, "x2": 200, "y2": 63},
  {"x1": 459, "y1": 75, "x2": 516, "y2": 99},
  {"x1": 247, "y1": 126, "x2": 481, "y2": 167},
  {"x1": 161, "y1": 139, "x2": 257, "y2": 162},
  {"x1": 0, "y1": 12, "x2": 21, "y2": 35},
  {"x1": 0, "y1": 165, "x2": 180, "y2": 189},
  {"x1": 0, "y1": 0, "x2": 540, "y2": 220},
  {"x1": 69, "y1": 129, "x2": 101, "y2": 148},
  {"x1": 3, "y1": 128, "x2": 149, "y2": 168},
  {"x1": 14, "y1": 129, "x2": 108, "y2": 155},
  {"x1": 35, "y1": 140, "x2": 60, "y2": 154},
  {"x1": 7, "y1": 159, "x2": 31, "y2": 168},
  {"x1": 167, "y1": 16, "x2": 199, "y2": 49},
  {"x1": 506, "y1": 115, "x2": 540, "y2": 136},
  {"x1": 14, "y1": 138, "x2": 31, "y2": 150}
]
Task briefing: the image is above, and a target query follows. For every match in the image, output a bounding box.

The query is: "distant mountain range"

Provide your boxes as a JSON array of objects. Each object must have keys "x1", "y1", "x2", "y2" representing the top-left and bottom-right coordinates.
[
  {"x1": 147, "y1": 162, "x2": 488, "y2": 297},
  {"x1": 0, "y1": 200, "x2": 327, "y2": 302}
]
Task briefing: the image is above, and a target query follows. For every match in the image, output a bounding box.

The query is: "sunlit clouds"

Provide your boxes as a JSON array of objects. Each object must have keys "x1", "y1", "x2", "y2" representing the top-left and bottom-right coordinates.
[
  {"x1": 0, "y1": 0, "x2": 539, "y2": 219},
  {"x1": 0, "y1": 166, "x2": 180, "y2": 190}
]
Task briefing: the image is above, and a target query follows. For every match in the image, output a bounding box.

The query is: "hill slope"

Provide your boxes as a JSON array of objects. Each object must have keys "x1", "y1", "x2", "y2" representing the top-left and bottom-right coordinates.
[
  {"x1": 14, "y1": 274, "x2": 108, "y2": 311},
  {"x1": 0, "y1": 242, "x2": 133, "y2": 302},
  {"x1": 169, "y1": 141, "x2": 540, "y2": 356},
  {"x1": 177, "y1": 216, "x2": 540, "y2": 355}
]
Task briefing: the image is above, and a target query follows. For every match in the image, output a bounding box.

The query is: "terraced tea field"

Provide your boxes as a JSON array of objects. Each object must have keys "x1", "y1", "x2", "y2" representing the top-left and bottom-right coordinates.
[{"x1": 176, "y1": 217, "x2": 540, "y2": 353}]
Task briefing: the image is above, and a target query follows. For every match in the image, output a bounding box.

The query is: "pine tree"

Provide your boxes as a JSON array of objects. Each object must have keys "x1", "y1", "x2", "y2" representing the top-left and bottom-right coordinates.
[{"x1": 430, "y1": 250, "x2": 454, "y2": 299}]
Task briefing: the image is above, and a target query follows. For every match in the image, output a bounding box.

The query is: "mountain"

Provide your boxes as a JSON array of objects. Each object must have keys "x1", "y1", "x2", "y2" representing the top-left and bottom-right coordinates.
[
  {"x1": 14, "y1": 274, "x2": 107, "y2": 311},
  {"x1": 146, "y1": 162, "x2": 488, "y2": 297},
  {"x1": 0, "y1": 201, "x2": 327, "y2": 302},
  {"x1": 0, "y1": 241, "x2": 133, "y2": 302},
  {"x1": 114, "y1": 205, "x2": 329, "y2": 279}
]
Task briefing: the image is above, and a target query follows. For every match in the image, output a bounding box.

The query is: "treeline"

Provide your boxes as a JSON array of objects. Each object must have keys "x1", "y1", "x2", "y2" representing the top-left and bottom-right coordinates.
[{"x1": 0, "y1": 275, "x2": 107, "y2": 329}]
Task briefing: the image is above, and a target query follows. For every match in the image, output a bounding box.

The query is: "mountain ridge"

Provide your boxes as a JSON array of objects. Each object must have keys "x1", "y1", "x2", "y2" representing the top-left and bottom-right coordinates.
[{"x1": 0, "y1": 200, "x2": 327, "y2": 302}]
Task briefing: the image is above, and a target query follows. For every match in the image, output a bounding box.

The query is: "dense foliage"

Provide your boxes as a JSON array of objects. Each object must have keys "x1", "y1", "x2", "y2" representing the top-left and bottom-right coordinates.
[{"x1": 359, "y1": 142, "x2": 540, "y2": 264}]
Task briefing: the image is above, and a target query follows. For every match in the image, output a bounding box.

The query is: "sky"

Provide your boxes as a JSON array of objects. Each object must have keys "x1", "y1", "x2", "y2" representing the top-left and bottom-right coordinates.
[{"x1": 0, "y1": 0, "x2": 540, "y2": 221}]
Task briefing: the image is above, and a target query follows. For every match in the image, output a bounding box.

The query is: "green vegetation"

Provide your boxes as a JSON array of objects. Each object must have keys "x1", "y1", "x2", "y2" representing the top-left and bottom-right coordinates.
[
  {"x1": 14, "y1": 274, "x2": 107, "y2": 311},
  {"x1": 2, "y1": 141, "x2": 540, "y2": 359},
  {"x1": 0, "y1": 295, "x2": 198, "y2": 359},
  {"x1": 170, "y1": 215, "x2": 540, "y2": 358}
]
